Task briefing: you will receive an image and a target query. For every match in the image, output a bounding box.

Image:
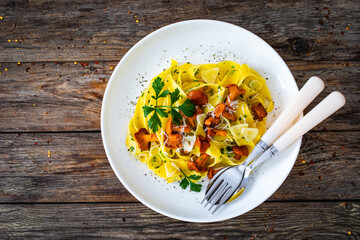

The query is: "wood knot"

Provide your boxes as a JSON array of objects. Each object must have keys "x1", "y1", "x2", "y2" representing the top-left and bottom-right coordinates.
[
  {"x1": 288, "y1": 37, "x2": 310, "y2": 54},
  {"x1": 345, "y1": 202, "x2": 353, "y2": 210}
]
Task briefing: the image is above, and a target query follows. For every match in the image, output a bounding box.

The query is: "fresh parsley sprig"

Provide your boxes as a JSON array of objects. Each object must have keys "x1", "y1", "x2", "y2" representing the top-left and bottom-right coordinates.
[
  {"x1": 179, "y1": 169, "x2": 202, "y2": 192},
  {"x1": 142, "y1": 77, "x2": 196, "y2": 132}
]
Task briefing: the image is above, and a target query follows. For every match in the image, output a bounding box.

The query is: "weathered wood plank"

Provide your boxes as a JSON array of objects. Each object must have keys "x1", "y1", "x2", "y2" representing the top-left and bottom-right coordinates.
[
  {"x1": 0, "y1": 131, "x2": 358, "y2": 202},
  {"x1": 0, "y1": 61, "x2": 358, "y2": 132},
  {"x1": 0, "y1": 132, "x2": 135, "y2": 203},
  {"x1": 291, "y1": 61, "x2": 360, "y2": 132},
  {"x1": 0, "y1": 0, "x2": 359, "y2": 62},
  {"x1": 0, "y1": 1, "x2": 357, "y2": 237},
  {"x1": 0, "y1": 202, "x2": 359, "y2": 239},
  {"x1": 0, "y1": 61, "x2": 107, "y2": 132},
  {"x1": 277, "y1": 131, "x2": 360, "y2": 200}
]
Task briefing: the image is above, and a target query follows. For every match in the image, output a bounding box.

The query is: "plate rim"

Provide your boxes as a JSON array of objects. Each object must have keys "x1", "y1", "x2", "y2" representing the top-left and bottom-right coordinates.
[{"x1": 101, "y1": 19, "x2": 301, "y2": 223}]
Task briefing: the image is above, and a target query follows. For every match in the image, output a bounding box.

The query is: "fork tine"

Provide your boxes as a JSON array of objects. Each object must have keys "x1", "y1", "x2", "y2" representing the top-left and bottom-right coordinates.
[
  {"x1": 205, "y1": 182, "x2": 226, "y2": 208},
  {"x1": 204, "y1": 182, "x2": 226, "y2": 208},
  {"x1": 211, "y1": 186, "x2": 233, "y2": 214},
  {"x1": 201, "y1": 179, "x2": 223, "y2": 204},
  {"x1": 208, "y1": 183, "x2": 228, "y2": 211}
]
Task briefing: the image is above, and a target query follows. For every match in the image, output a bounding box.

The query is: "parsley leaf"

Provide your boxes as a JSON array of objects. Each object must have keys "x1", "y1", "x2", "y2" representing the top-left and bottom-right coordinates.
[
  {"x1": 148, "y1": 111, "x2": 162, "y2": 133},
  {"x1": 170, "y1": 108, "x2": 182, "y2": 126},
  {"x1": 142, "y1": 106, "x2": 155, "y2": 117},
  {"x1": 190, "y1": 181, "x2": 202, "y2": 192},
  {"x1": 188, "y1": 175, "x2": 201, "y2": 180},
  {"x1": 142, "y1": 78, "x2": 196, "y2": 133},
  {"x1": 152, "y1": 77, "x2": 165, "y2": 97},
  {"x1": 179, "y1": 178, "x2": 189, "y2": 189},
  {"x1": 158, "y1": 89, "x2": 170, "y2": 99},
  {"x1": 170, "y1": 88, "x2": 180, "y2": 105},
  {"x1": 179, "y1": 169, "x2": 202, "y2": 192},
  {"x1": 156, "y1": 108, "x2": 168, "y2": 118},
  {"x1": 178, "y1": 99, "x2": 196, "y2": 117}
]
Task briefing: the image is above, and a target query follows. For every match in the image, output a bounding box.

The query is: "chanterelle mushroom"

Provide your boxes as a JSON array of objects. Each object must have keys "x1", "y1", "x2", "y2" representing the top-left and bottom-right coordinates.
[
  {"x1": 194, "y1": 135, "x2": 211, "y2": 153},
  {"x1": 226, "y1": 84, "x2": 246, "y2": 102},
  {"x1": 164, "y1": 118, "x2": 188, "y2": 149},
  {"x1": 134, "y1": 128, "x2": 159, "y2": 151},
  {"x1": 222, "y1": 110, "x2": 237, "y2": 122},
  {"x1": 206, "y1": 127, "x2": 226, "y2": 142},
  {"x1": 232, "y1": 145, "x2": 249, "y2": 160},
  {"x1": 187, "y1": 89, "x2": 208, "y2": 106},
  {"x1": 187, "y1": 153, "x2": 209, "y2": 172},
  {"x1": 204, "y1": 115, "x2": 220, "y2": 127},
  {"x1": 214, "y1": 103, "x2": 226, "y2": 118},
  {"x1": 251, "y1": 102, "x2": 268, "y2": 121}
]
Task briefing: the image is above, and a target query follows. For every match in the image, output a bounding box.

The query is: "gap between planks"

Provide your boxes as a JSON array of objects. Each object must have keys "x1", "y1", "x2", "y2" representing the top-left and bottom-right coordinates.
[
  {"x1": 0, "y1": 129, "x2": 358, "y2": 134},
  {"x1": 0, "y1": 199, "x2": 359, "y2": 204},
  {"x1": 1, "y1": 59, "x2": 360, "y2": 64}
]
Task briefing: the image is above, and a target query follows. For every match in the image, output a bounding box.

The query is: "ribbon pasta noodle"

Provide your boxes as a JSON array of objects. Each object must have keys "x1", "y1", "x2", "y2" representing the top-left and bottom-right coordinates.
[{"x1": 126, "y1": 60, "x2": 273, "y2": 189}]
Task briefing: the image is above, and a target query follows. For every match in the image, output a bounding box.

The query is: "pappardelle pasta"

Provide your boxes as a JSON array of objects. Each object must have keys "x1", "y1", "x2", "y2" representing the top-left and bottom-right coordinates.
[{"x1": 126, "y1": 60, "x2": 273, "y2": 192}]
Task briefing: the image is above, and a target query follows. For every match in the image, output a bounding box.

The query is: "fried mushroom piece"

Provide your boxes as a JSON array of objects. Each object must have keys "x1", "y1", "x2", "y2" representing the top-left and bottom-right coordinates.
[
  {"x1": 187, "y1": 153, "x2": 209, "y2": 172},
  {"x1": 195, "y1": 153, "x2": 209, "y2": 172},
  {"x1": 207, "y1": 167, "x2": 221, "y2": 180},
  {"x1": 251, "y1": 102, "x2": 268, "y2": 121},
  {"x1": 222, "y1": 110, "x2": 237, "y2": 122},
  {"x1": 187, "y1": 90, "x2": 208, "y2": 106},
  {"x1": 187, "y1": 161, "x2": 200, "y2": 172},
  {"x1": 134, "y1": 128, "x2": 159, "y2": 151},
  {"x1": 165, "y1": 133, "x2": 183, "y2": 149},
  {"x1": 164, "y1": 118, "x2": 188, "y2": 149},
  {"x1": 232, "y1": 145, "x2": 249, "y2": 160},
  {"x1": 194, "y1": 135, "x2": 211, "y2": 153},
  {"x1": 204, "y1": 115, "x2": 220, "y2": 127},
  {"x1": 213, "y1": 128, "x2": 227, "y2": 136},
  {"x1": 173, "y1": 125, "x2": 191, "y2": 133},
  {"x1": 166, "y1": 118, "x2": 189, "y2": 134},
  {"x1": 214, "y1": 103, "x2": 226, "y2": 118},
  {"x1": 206, "y1": 128, "x2": 227, "y2": 141},
  {"x1": 226, "y1": 84, "x2": 246, "y2": 101}
]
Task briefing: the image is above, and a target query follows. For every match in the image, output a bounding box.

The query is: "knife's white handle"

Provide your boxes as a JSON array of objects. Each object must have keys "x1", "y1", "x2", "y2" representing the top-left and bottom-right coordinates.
[
  {"x1": 273, "y1": 91, "x2": 346, "y2": 152},
  {"x1": 262, "y1": 76, "x2": 325, "y2": 145}
]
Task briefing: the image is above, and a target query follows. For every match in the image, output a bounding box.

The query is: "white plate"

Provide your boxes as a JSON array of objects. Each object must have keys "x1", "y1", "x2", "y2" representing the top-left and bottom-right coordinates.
[{"x1": 101, "y1": 20, "x2": 301, "y2": 222}]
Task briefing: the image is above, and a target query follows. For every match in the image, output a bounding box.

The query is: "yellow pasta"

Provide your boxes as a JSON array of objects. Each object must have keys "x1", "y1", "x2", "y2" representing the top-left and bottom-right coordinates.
[{"x1": 126, "y1": 60, "x2": 273, "y2": 190}]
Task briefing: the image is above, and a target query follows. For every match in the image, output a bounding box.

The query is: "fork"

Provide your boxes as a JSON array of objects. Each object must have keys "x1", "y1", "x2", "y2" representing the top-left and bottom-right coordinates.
[
  {"x1": 201, "y1": 76, "x2": 325, "y2": 211},
  {"x1": 203, "y1": 91, "x2": 346, "y2": 214}
]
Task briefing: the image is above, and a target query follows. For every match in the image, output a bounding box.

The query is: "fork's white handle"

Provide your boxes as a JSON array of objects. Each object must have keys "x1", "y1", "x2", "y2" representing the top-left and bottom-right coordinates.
[
  {"x1": 261, "y1": 76, "x2": 325, "y2": 145},
  {"x1": 250, "y1": 91, "x2": 346, "y2": 170},
  {"x1": 273, "y1": 91, "x2": 346, "y2": 152}
]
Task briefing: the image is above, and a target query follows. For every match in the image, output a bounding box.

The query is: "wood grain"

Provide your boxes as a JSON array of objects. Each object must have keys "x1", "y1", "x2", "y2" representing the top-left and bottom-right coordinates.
[
  {"x1": 0, "y1": 132, "x2": 135, "y2": 203},
  {"x1": 0, "y1": 61, "x2": 358, "y2": 132},
  {"x1": 0, "y1": 131, "x2": 358, "y2": 203},
  {"x1": 0, "y1": 202, "x2": 359, "y2": 239},
  {"x1": 0, "y1": 0, "x2": 359, "y2": 62},
  {"x1": 0, "y1": 0, "x2": 359, "y2": 236}
]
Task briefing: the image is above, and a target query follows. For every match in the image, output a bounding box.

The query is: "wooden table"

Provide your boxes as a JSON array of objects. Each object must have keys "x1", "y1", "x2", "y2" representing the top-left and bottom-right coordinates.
[{"x1": 0, "y1": 0, "x2": 359, "y2": 239}]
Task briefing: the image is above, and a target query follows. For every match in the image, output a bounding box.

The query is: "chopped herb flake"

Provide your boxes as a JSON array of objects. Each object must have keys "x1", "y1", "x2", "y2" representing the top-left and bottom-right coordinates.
[{"x1": 194, "y1": 68, "x2": 199, "y2": 75}]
